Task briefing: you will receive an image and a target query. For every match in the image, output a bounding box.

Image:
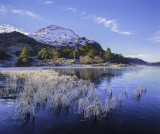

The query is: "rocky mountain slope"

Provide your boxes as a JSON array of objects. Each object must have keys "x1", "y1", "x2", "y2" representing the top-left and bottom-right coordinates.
[
  {"x1": 30, "y1": 25, "x2": 79, "y2": 45},
  {"x1": 29, "y1": 25, "x2": 102, "y2": 49}
]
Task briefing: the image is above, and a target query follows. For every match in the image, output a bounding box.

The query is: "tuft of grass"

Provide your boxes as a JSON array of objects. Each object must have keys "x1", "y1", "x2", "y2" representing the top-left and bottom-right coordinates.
[
  {"x1": 125, "y1": 87, "x2": 128, "y2": 97},
  {"x1": 136, "y1": 86, "x2": 146, "y2": 99}
]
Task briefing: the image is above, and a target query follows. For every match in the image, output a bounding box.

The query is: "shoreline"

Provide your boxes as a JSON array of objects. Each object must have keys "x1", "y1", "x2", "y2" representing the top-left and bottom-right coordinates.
[{"x1": 0, "y1": 63, "x2": 137, "y2": 71}]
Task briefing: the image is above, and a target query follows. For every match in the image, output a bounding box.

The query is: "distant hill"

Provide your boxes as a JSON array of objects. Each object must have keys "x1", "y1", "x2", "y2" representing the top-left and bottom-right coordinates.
[
  {"x1": 127, "y1": 57, "x2": 148, "y2": 65},
  {"x1": 150, "y1": 62, "x2": 160, "y2": 66}
]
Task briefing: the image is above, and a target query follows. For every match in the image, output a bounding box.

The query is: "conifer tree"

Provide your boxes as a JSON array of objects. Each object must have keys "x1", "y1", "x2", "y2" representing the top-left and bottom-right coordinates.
[
  {"x1": 105, "y1": 47, "x2": 112, "y2": 61},
  {"x1": 20, "y1": 47, "x2": 31, "y2": 58}
]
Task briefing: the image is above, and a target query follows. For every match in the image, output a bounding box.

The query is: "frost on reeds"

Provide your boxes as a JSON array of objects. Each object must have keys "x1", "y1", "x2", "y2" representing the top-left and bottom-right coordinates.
[
  {"x1": 0, "y1": 70, "x2": 117, "y2": 120},
  {"x1": 0, "y1": 70, "x2": 146, "y2": 121}
]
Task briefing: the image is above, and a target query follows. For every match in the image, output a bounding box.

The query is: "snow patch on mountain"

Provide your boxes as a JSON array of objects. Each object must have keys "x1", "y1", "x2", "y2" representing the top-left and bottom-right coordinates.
[
  {"x1": 0, "y1": 24, "x2": 29, "y2": 35},
  {"x1": 29, "y1": 25, "x2": 80, "y2": 46}
]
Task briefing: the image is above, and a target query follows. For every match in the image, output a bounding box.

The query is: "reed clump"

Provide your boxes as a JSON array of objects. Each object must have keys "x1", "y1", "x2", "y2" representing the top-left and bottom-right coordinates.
[
  {"x1": 0, "y1": 70, "x2": 146, "y2": 121},
  {"x1": 136, "y1": 86, "x2": 146, "y2": 99},
  {"x1": 1, "y1": 70, "x2": 100, "y2": 119}
]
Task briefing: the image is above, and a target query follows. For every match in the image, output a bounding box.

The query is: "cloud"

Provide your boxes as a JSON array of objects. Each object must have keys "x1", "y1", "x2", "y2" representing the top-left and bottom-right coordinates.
[
  {"x1": 0, "y1": 5, "x2": 42, "y2": 20},
  {"x1": 83, "y1": 15, "x2": 131, "y2": 35},
  {"x1": 66, "y1": 7, "x2": 77, "y2": 13},
  {"x1": 81, "y1": 12, "x2": 86, "y2": 15},
  {"x1": 149, "y1": 31, "x2": 160, "y2": 44},
  {"x1": 11, "y1": 9, "x2": 41, "y2": 19},
  {"x1": 64, "y1": 6, "x2": 131, "y2": 35},
  {"x1": 0, "y1": 5, "x2": 7, "y2": 16},
  {"x1": 45, "y1": 1, "x2": 54, "y2": 5},
  {"x1": 119, "y1": 31, "x2": 131, "y2": 35}
]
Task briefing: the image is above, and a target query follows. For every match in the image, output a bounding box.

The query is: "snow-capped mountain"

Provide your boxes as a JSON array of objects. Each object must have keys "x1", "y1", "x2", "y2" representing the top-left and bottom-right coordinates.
[
  {"x1": 29, "y1": 25, "x2": 98, "y2": 47},
  {"x1": 0, "y1": 24, "x2": 102, "y2": 49},
  {"x1": 30, "y1": 25, "x2": 80, "y2": 46},
  {"x1": 0, "y1": 24, "x2": 29, "y2": 35}
]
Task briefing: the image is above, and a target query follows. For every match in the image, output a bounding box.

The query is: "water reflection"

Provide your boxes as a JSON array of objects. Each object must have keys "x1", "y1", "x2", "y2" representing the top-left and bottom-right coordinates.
[
  {"x1": 51, "y1": 68, "x2": 133, "y2": 84},
  {"x1": 20, "y1": 116, "x2": 35, "y2": 134}
]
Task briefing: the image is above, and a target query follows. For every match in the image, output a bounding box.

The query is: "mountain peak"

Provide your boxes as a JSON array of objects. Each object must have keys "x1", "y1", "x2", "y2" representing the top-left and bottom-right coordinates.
[
  {"x1": 46, "y1": 25, "x2": 65, "y2": 29},
  {"x1": 30, "y1": 25, "x2": 79, "y2": 46},
  {"x1": 0, "y1": 24, "x2": 29, "y2": 35}
]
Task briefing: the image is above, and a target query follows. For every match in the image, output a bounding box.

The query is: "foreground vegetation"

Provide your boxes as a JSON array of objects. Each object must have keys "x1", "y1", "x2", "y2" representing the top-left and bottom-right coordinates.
[{"x1": 0, "y1": 70, "x2": 146, "y2": 121}]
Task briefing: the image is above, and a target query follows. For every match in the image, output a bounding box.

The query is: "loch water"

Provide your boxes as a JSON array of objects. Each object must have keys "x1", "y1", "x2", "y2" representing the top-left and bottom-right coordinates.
[{"x1": 0, "y1": 66, "x2": 160, "y2": 134}]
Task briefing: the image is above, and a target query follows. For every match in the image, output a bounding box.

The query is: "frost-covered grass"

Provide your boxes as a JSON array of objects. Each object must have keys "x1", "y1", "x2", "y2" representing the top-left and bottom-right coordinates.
[{"x1": 0, "y1": 70, "x2": 146, "y2": 121}]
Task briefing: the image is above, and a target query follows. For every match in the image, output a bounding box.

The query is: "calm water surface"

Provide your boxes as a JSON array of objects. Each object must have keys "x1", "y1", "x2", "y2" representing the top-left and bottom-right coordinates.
[{"x1": 0, "y1": 66, "x2": 160, "y2": 134}]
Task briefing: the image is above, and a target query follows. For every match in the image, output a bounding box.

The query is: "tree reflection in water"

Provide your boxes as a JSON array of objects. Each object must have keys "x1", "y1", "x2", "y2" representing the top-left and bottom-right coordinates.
[{"x1": 52, "y1": 68, "x2": 127, "y2": 84}]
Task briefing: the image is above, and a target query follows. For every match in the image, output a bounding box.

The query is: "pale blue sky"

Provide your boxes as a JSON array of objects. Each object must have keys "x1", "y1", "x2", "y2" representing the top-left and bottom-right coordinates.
[{"x1": 0, "y1": 0, "x2": 160, "y2": 62}]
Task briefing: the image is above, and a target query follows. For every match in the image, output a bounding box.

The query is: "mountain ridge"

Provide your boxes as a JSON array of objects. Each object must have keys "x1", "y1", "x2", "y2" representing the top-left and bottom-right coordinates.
[
  {"x1": 29, "y1": 25, "x2": 100, "y2": 48},
  {"x1": 0, "y1": 24, "x2": 102, "y2": 49}
]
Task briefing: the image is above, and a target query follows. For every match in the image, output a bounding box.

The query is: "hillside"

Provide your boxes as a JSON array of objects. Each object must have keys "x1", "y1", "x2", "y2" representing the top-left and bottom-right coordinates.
[
  {"x1": 127, "y1": 57, "x2": 148, "y2": 65},
  {"x1": 0, "y1": 28, "x2": 103, "y2": 67},
  {"x1": 0, "y1": 31, "x2": 55, "y2": 66},
  {"x1": 150, "y1": 62, "x2": 160, "y2": 66}
]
